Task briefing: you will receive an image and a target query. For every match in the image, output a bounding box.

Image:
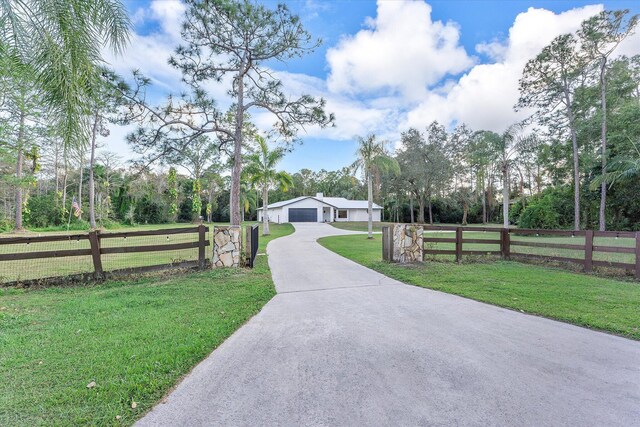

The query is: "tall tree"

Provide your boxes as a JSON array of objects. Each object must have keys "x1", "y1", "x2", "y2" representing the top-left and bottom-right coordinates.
[
  {"x1": 578, "y1": 10, "x2": 638, "y2": 231},
  {"x1": 352, "y1": 134, "x2": 398, "y2": 239},
  {"x1": 0, "y1": 58, "x2": 44, "y2": 230},
  {"x1": 244, "y1": 136, "x2": 292, "y2": 236},
  {"x1": 124, "y1": 0, "x2": 333, "y2": 226},
  {"x1": 87, "y1": 71, "x2": 123, "y2": 228},
  {"x1": 496, "y1": 124, "x2": 537, "y2": 228},
  {"x1": 0, "y1": 0, "x2": 130, "y2": 146},
  {"x1": 518, "y1": 34, "x2": 586, "y2": 230}
]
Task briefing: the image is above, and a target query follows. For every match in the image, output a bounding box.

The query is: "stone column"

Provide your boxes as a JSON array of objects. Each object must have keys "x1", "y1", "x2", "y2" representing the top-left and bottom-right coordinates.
[
  {"x1": 392, "y1": 224, "x2": 423, "y2": 263},
  {"x1": 213, "y1": 226, "x2": 242, "y2": 268}
]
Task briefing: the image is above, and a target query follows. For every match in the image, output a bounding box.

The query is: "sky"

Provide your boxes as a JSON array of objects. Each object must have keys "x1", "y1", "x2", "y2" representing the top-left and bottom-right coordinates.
[{"x1": 103, "y1": 0, "x2": 640, "y2": 174}]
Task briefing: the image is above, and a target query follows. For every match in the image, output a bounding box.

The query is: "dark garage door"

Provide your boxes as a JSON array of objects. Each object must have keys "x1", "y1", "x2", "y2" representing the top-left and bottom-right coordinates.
[{"x1": 289, "y1": 208, "x2": 317, "y2": 222}]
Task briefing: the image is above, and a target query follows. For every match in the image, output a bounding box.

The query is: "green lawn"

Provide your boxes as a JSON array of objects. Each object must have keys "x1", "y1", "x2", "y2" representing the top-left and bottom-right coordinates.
[
  {"x1": 318, "y1": 234, "x2": 640, "y2": 340},
  {"x1": 0, "y1": 223, "x2": 294, "y2": 426}
]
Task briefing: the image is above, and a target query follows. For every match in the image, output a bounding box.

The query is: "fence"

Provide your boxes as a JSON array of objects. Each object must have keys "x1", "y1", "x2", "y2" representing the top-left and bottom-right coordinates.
[
  {"x1": 0, "y1": 225, "x2": 210, "y2": 286},
  {"x1": 245, "y1": 224, "x2": 259, "y2": 268},
  {"x1": 385, "y1": 224, "x2": 640, "y2": 279}
]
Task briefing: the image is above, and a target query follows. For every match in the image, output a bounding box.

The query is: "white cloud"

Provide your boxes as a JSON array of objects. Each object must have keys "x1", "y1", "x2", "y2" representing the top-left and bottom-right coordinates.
[
  {"x1": 103, "y1": 0, "x2": 186, "y2": 93},
  {"x1": 326, "y1": 1, "x2": 474, "y2": 100},
  {"x1": 404, "y1": 5, "x2": 606, "y2": 133},
  {"x1": 102, "y1": 0, "x2": 640, "y2": 169}
]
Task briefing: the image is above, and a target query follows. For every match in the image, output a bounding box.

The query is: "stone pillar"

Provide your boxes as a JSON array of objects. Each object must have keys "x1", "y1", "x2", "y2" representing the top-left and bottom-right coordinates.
[
  {"x1": 213, "y1": 226, "x2": 242, "y2": 268},
  {"x1": 392, "y1": 224, "x2": 423, "y2": 263}
]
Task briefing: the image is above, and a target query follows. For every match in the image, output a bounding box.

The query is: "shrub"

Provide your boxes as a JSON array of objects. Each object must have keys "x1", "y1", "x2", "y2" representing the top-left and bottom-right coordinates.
[{"x1": 518, "y1": 186, "x2": 573, "y2": 229}]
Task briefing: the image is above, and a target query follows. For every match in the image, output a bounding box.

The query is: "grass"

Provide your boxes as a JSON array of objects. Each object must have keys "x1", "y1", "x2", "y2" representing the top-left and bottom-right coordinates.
[
  {"x1": 318, "y1": 234, "x2": 640, "y2": 340},
  {"x1": 0, "y1": 223, "x2": 294, "y2": 426},
  {"x1": 0, "y1": 222, "x2": 294, "y2": 284}
]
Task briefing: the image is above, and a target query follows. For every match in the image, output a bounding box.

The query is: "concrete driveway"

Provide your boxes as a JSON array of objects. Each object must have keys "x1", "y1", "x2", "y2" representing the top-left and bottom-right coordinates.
[{"x1": 138, "y1": 223, "x2": 640, "y2": 426}]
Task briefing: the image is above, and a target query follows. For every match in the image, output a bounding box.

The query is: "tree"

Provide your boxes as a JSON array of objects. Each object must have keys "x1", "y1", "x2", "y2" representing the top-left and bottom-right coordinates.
[
  {"x1": 352, "y1": 134, "x2": 398, "y2": 239},
  {"x1": 0, "y1": 58, "x2": 44, "y2": 230},
  {"x1": 495, "y1": 124, "x2": 538, "y2": 228},
  {"x1": 87, "y1": 71, "x2": 123, "y2": 228},
  {"x1": 467, "y1": 131, "x2": 501, "y2": 224},
  {"x1": 167, "y1": 167, "x2": 179, "y2": 222},
  {"x1": 0, "y1": 0, "x2": 130, "y2": 146},
  {"x1": 123, "y1": 0, "x2": 333, "y2": 226},
  {"x1": 245, "y1": 136, "x2": 292, "y2": 235},
  {"x1": 518, "y1": 34, "x2": 586, "y2": 230},
  {"x1": 578, "y1": 10, "x2": 638, "y2": 230}
]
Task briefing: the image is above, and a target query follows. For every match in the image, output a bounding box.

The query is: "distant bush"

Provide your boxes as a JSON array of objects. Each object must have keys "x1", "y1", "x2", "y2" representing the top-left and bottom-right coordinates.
[
  {"x1": 24, "y1": 194, "x2": 65, "y2": 228},
  {"x1": 518, "y1": 186, "x2": 573, "y2": 229}
]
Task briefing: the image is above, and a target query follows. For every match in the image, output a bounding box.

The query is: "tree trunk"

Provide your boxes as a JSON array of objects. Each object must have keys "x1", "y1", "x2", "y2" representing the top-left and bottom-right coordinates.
[
  {"x1": 89, "y1": 112, "x2": 99, "y2": 229},
  {"x1": 14, "y1": 111, "x2": 25, "y2": 231},
  {"x1": 462, "y1": 203, "x2": 468, "y2": 225},
  {"x1": 428, "y1": 196, "x2": 433, "y2": 225},
  {"x1": 367, "y1": 171, "x2": 373, "y2": 239},
  {"x1": 78, "y1": 156, "x2": 84, "y2": 221},
  {"x1": 481, "y1": 174, "x2": 487, "y2": 224},
  {"x1": 417, "y1": 196, "x2": 425, "y2": 224},
  {"x1": 208, "y1": 183, "x2": 214, "y2": 223},
  {"x1": 409, "y1": 196, "x2": 414, "y2": 223},
  {"x1": 502, "y1": 162, "x2": 509, "y2": 228},
  {"x1": 598, "y1": 57, "x2": 607, "y2": 231},
  {"x1": 563, "y1": 87, "x2": 580, "y2": 230},
  {"x1": 230, "y1": 71, "x2": 245, "y2": 226},
  {"x1": 262, "y1": 185, "x2": 270, "y2": 236},
  {"x1": 488, "y1": 175, "x2": 494, "y2": 222}
]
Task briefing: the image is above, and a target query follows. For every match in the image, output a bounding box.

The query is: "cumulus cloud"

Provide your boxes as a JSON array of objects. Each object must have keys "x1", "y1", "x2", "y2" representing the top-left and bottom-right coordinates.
[
  {"x1": 404, "y1": 5, "x2": 606, "y2": 133},
  {"x1": 326, "y1": 1, "x2": 474, "y2": 100},
  {"x1": 102, "y1": 0, "x2": 640, "y2": 167},
  {"x1": 102, "y1": 0, "x2": 186, "y2": 93}
]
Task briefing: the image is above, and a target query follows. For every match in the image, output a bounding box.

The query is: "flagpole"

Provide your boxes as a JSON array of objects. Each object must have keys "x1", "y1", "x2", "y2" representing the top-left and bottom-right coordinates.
[{"x1": 66, "y1": 195, "x2": 74, "y2": 232}]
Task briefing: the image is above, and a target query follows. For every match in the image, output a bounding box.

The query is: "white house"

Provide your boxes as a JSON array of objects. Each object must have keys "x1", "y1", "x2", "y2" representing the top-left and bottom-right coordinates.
[{"x1": 257, "y1": 193, "x2": 382, "y2": 223}]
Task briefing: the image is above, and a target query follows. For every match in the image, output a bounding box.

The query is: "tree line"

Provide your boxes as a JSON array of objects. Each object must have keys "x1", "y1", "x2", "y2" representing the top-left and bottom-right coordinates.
[{"x1": 1, "y1": 3, "x2": 639, "y2": 232}]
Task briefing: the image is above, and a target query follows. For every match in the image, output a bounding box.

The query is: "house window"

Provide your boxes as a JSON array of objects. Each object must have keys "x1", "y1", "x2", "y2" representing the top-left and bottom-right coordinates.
[{"x1": 337, "y1": 209, "x2": 348, "y2": 219}]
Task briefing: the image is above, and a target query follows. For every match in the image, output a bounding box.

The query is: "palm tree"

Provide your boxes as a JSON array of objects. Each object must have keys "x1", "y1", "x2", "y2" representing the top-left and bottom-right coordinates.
[
  {"x1": 0, "y1": 0, "x2": 130, "y2": 145},
  {"x1": 591, "y1": 137, "x2": 640, "y2": 189},
  {"x1": 239, "y1": 181, "x2": 257, "y2": 223},
  {"x1": 352, "y1": 134, "x2": 399, "y2": 239},
  {"x1": 244, "y1": 136, "x2": 293, "y2": 236},
  {"x1": 496, "y1": 124, "x2": 537, "y2": 228}
]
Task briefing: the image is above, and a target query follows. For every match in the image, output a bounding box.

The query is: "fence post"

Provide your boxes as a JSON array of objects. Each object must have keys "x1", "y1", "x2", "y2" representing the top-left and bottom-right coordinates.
[
  {"x1": 198, "y1": 224, "x2": 206, "y2": 270},
  {"x1": 455, "y1": 227, "x2": 462, "y2": 263},
  {"x1": 88, "y1": 230, "x2": 104, "y2": 280},
  {"x1": 584, "y1": 230, "x2": 594, "y2": 273},
  {"x1": 245, "y1": 225, "x2": 252, "y2": 266},
  {"x1": 635, "y1": 232, "x2": 640, "y2": 280},
  {"x1": 382, "y1": 226, "x2": 391, "y2": 261}
]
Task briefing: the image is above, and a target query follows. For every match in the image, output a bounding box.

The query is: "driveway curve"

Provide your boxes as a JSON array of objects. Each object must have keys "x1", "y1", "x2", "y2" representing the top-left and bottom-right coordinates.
[{"x1": 138, "y1": 223, "x2": 640, "y2": 426}]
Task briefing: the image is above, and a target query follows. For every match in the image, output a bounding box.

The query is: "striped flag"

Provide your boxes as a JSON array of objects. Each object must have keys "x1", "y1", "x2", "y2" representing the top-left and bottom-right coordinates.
[{"x1": 72, "y1": 196, "x2": 82, "y2": 218}]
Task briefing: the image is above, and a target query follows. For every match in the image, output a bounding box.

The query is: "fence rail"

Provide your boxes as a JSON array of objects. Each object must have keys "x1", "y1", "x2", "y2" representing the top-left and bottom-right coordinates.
[
  {"x1": 418, "y1": 225, "x2": 640, "y2": 279},
  {"x1": 0, "y1": 225, "x2": 210, "y2": 286}
]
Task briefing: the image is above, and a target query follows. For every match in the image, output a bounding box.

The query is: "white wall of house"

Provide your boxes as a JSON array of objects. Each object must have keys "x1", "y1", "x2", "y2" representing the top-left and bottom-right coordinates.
[
  {"x1": 257, "y1": 206, "x2": 283, "y2": 223},
  {"x1": 347, "y1": 208, "x2": 382, "y2": 222}
]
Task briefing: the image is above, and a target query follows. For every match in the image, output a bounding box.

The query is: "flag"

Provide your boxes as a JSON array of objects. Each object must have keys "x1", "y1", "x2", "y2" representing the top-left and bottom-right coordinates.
[{"x1": 72, "y1": 196, "x2": 82, "y2": 218}]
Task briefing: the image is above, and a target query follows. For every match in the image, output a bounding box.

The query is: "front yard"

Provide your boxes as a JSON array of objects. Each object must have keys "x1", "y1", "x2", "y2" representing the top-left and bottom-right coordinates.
[
  {"x1": 0, "y1": 223, "x2": 293, "y2": 426},
  {"x1": 318, "y1": 234, "x2": 640, "y2": 340}
]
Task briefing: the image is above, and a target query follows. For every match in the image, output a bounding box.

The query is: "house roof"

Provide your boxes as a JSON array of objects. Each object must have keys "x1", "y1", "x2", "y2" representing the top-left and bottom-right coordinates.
[{"x1": 257, "y1": 196, "x2": 382, "y2": 210}]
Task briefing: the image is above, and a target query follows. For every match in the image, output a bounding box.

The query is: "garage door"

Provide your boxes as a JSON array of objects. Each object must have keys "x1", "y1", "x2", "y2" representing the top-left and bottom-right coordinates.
[{"x1": 288, "y1": 208, "x2": 318, "y2": 222}]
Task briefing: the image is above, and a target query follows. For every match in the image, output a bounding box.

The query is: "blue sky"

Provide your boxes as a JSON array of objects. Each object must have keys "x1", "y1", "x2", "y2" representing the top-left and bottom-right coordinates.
[{"x1": 106, "y1": 0, "x2": 640, "y2": 174}]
